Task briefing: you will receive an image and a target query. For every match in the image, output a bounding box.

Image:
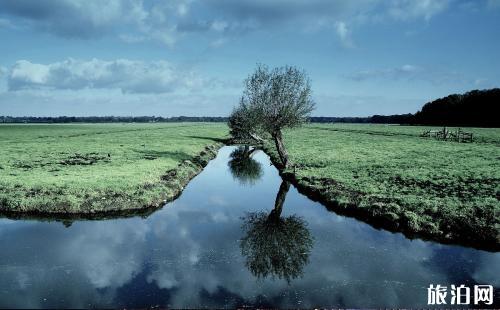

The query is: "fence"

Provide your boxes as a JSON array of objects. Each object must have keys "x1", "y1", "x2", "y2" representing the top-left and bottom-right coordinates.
[{"x1": 420, "y1": 127, "x2": 473, "y2": 143}]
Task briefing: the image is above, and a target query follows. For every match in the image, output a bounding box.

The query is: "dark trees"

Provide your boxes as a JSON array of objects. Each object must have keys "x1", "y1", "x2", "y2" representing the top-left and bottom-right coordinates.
[{"x1": 413, "y1": 88, "x2": 500, "y2": 127}]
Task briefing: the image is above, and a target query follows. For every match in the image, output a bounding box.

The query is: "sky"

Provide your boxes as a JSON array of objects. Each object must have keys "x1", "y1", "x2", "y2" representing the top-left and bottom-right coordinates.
[{"x1": 0, "y1": 0, "x2": 499, "y2": 117}]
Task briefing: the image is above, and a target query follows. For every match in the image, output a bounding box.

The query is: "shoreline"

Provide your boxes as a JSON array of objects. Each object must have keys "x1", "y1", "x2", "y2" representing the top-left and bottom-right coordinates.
[
  {"x1": 261, "y1": 143, "x2": 499, "y2": 252},
  {"x1": 0, "y1": 142, "x2": 224, "y2": 218},
  {"x1": 2, "y1": 139, "x2": 497, "y2": 252}
]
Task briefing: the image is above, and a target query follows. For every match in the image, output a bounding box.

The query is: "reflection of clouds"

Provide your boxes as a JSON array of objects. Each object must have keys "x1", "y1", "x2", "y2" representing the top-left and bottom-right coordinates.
[
  {"x1": 296, "y1": 232, "x2": 441, "y2": 307},
  {"x1": 1, "y1": 198, "x2": 498, "y2": 308},
  {"x1": 144, "y1": 206, "x2": 240, "y2": 307},
  {"x1": 0, "y1": 219, "x2": 152, "y2": 308},
  {"x1": 138, "y1": 204, "x2": 448, "y2": 308},
  {"x1": 61, "y1": 220, "x2": 150, "y2": 289},
  {"x1": 208, "y1": 195, "x2": 229, "y2": 207},
  {"x1": 0, "y1": 146, "x2": 498, "y2": 308}
]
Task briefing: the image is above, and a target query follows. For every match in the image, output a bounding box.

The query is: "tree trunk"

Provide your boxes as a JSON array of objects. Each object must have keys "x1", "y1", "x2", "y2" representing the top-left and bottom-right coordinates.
[
  {"x1": 272, "y1": 130, "x2": 289, "y2": 168},
  {"x1": 269, "y1": 181, "x2": 290, "y2": 221},
  {"x1": 249, "y1": 132, "x2": 264, "y2": 143}
]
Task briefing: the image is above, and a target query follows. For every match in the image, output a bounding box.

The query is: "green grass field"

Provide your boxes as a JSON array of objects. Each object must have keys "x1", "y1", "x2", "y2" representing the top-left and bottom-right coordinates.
[
  {"x1": 1, "y1": 122, "x2": 498, "y2": 247},
  {"x1": 265, "y1": 124, "x2": 499, "y2": 247},
  {"x1": 0, "y1": 123, "x2": 228, "y2": 214}
]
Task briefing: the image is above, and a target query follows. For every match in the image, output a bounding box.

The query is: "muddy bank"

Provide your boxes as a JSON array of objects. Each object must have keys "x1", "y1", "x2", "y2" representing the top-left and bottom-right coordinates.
[
  {"x1": 261, "y1": 143, "x2": 499, "y2": 252},
  {"x1": 0, "y1": 142, "x2": 224, "y2": 218}
]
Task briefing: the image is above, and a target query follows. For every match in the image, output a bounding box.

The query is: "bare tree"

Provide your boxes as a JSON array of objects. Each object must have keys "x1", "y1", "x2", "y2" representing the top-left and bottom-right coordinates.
[{"x1": 229, "y1": 64, "x2": 315, "y2": 168}]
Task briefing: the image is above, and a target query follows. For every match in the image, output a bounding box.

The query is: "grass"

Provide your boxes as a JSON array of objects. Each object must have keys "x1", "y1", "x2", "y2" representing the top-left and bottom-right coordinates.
[
  {"x1": 263, "y1": 123, "x2": 499, "y2": 249},
  {"x1": 0, "y1": 123, "x2": 228, "y2": 215},
  {"x1": 1, "y1": 122, "x2": 498, "y2": 249}
]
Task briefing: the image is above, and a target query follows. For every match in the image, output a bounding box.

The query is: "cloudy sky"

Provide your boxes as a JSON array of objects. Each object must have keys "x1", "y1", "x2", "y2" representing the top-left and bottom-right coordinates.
[{"x1": 0, "y1": 0, "x2": 499, "y2": 117}]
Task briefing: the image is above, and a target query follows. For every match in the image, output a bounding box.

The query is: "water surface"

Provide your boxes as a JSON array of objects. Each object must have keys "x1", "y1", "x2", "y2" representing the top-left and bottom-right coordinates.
[{"x1": 0, "y1": 146, "x2": 498, "y2": 308}]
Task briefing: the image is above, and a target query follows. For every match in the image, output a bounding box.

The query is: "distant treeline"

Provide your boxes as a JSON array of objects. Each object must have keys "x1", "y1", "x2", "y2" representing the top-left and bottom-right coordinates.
[
  {"x1": 413, "y1": 88, "x2": 499, "y2": 127},
  {"x1": 309, "y1": 114, "x2": 414, "y2": 124},
  {"x1": 0, "y1": 116, "x2": 228, "y2": 123},
  {"x1": 1, "y1": 88, "x2": 498, "y2": 127},
  {"x1": 0, "y1": 115, "x2": 413, "y2": 124},
  {"x1": 314, "y1": 88, "x2": 500, "y2": 127}
]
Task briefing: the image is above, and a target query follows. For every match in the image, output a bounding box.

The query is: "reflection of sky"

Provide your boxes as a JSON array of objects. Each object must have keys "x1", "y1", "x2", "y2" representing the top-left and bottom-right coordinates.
[{"x1": 0, "y1": 146, "x2": 498, "y2": 308}]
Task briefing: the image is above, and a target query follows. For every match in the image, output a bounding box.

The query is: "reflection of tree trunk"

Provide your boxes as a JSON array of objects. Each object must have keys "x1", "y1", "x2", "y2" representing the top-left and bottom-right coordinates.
[
  {"x1": 242, "y1": 145, "x2": 258, "y2": 158},
  {"x1": 269, "y1": 181, "x2": 290, "y2": 221},
  {"x1": 273, "y1": 130, "x2": 289, "y2": 168}
]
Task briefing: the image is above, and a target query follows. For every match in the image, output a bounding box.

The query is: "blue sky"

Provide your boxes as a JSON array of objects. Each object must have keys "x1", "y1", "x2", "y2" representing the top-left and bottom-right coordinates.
[{"x1": 0, "y1": 0, "x2": 499, "y2": 117}]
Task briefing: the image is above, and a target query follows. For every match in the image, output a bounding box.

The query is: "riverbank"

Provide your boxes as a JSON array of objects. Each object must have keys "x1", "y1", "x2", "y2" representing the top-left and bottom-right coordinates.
[
  {"x1": 1, "y1": 123, "x2": 498, "y2": 251},
  {"x1": 0, "y1": 123, "x2": 227, "y2": 216},
  {"x1": 262, "y1": 124, "x2": 499, "y2": 251}
]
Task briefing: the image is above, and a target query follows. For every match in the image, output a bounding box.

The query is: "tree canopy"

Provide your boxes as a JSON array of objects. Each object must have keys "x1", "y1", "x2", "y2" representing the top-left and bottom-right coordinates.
[{"x1": 228, "y1": 64, "x2": 315, "y2": 167}]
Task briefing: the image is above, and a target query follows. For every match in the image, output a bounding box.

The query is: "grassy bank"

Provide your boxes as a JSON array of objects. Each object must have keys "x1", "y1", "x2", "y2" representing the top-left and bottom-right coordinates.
[
  {"x1": 263, "y1": 124, "x2": 499, "y2": 250},
  {"x1": 0, "y1": 123, "x2": 228, "y2": 215}
]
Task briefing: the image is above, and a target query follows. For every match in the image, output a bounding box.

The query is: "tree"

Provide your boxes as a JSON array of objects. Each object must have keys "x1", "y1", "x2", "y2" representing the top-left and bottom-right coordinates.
[
  {"x1": 229, "y1": 64, "x2": 315, "y2": 168},
  {"x1": 228, "y1": 100, "x2": 264, "y2": 143}
]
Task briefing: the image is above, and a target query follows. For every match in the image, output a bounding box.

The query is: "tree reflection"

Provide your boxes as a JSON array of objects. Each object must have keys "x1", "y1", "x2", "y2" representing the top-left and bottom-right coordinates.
[
  {"x1": 240, "y1": 181, "x2": 314, "y2": 283},
  {"x1": 228, "y1": 146, "x2": 263, "y2": 185}
]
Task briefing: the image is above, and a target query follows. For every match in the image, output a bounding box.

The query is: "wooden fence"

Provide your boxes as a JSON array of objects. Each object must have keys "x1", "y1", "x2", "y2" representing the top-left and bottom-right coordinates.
[{"x1": 420, "y1": 127, "x2": 473, "y2": 143}]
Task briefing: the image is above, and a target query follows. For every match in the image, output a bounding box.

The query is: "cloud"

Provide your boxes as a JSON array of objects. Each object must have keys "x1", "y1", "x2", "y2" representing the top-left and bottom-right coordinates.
[
  {"x1": 204, "y1": 0, "x2": 373, "y2": 24},
  {"x1": 0, "y1": 0, "x2": 147, "y2": 39},
  {"x1": 334, "y1": 21, "x2": 354, "y2": 48},
  {"x1": 0, "y1": 1, "x2": 453, "y2": 47},
  {"x1": 199, "y1": 0, "x2": 451, "y2": 32},
  {"x1": 386, "y1": 0, "x2": 451, "y2": 21},
  {"x1": 7, "y1": 58, "x2": 212, "y2": 93}
]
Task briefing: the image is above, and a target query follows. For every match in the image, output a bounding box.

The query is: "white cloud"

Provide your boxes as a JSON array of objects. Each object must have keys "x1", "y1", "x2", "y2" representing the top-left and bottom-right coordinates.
[
  {"x1": 7, "y1": 58, "x2": 212, "y2": 93},
  {"x1": 334, "y1": 21, "x2": 354, "y2": 48}
]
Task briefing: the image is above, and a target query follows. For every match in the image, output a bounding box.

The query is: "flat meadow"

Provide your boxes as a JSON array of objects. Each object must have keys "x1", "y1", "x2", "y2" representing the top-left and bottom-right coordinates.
[
  {"x1": 0, "y1": 122, "x2": 498, "y2": 247},
  {"x1": 0, "y1": 123, "x2": 228, "y2": 214},
  {"x1": 265, "y1": 123, "x2": 499, "y2": 247}
]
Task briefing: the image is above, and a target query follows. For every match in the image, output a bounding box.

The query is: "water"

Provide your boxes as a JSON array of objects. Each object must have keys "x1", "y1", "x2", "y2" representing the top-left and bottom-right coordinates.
[{"x1": 0, "y1": 146, "x2": 498, "y2": 308}]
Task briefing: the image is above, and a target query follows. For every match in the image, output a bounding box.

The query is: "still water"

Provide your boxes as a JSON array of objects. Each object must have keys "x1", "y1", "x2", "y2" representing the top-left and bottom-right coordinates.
[{"x1": 0, "y1": 146, "x2": 498, "y2": 308}]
